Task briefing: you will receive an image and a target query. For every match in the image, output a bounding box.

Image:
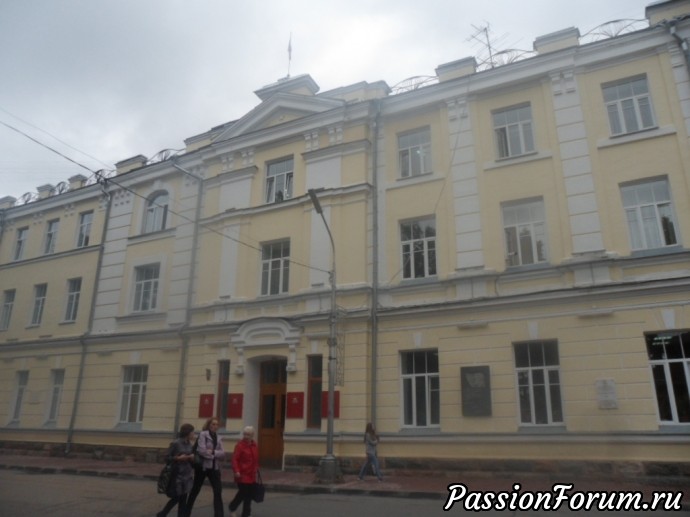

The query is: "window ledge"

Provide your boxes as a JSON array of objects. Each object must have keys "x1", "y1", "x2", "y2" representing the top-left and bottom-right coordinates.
[
  {"x1": 657, "y1": 424, "x2": 690, "y2": 434},
  {"x1": 629, "y1": 245, "x2": 684, "y2": 259},
  {"x1": 483, "y1": 150, "x2": 552, "y2": 171},
  {"x1": 388, "y1": 172, "x2": 444, "y2": 191},
  {"x1": 597, "y1": 125, "x2": 675, "y2": 149},
  {"x1": 517, "y1": 425, "x2": 567, "y2": 434},
  {"x1": 129, "y1": 227, "x2": 175, "y2": 243},
  {"x1": 399, "y1": 427, "x2": 442, "y2": 436},
  {"x1": 117, "y1": 311, "x2": 166, "y2": 323},
  {"x1": 114, "y1": 422, "x2": 143, "y2": 431}
]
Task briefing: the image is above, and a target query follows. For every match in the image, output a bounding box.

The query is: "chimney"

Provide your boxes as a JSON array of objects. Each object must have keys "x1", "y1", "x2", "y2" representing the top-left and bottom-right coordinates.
[
  {"x1": 115, "y1": 155, "x2": 148, "y2": 175},
  {"x1": 436, "y1": 57, "x2": 477, "y2": 82},
  {"x1": 533, "y1": 27, "x2": 580, "y2": 54},
  {"x1": 37, "y1": 184, "x2": 55, "y2": 199},
  {"x1": 0, "y1": 196, "x2": 16, "y2": 209},
  {"x1": 69, "y1": 174, "x2": 87, "y2": 190}
]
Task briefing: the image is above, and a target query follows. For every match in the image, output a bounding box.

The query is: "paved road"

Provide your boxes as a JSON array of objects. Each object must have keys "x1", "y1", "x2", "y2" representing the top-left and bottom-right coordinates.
[{"x1": 0, "y1": 470, "x2": 687, "y2": 516}]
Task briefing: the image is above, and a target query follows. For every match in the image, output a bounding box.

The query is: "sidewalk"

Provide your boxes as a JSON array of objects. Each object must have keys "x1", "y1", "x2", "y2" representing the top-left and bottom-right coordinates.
[{"x1": 0, "y1": 452, "x2": 687, "y2": 504}]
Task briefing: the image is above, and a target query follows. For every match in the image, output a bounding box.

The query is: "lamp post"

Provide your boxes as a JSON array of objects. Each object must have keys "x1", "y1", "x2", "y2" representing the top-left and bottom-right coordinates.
[{"x1": 308, "y1": 188, "x2": 342, "y2": 483}]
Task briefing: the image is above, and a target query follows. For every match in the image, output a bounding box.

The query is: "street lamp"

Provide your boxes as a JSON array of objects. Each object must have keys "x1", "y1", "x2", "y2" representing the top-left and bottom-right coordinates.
[{"x1": 308, "y1": 188, "x2": 342, "y2": 483}]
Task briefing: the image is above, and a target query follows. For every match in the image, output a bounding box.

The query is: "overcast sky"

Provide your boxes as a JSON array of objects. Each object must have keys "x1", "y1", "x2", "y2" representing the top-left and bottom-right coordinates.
[{"x1": 0, "y1": 0, "x2": 653, "y2": 200}]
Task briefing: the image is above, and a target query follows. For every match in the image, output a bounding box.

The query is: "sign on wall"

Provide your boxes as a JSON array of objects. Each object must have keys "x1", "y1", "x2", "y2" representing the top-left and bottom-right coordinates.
[
  {"x1": 199, "y1": 393, "x2": 215, "y2": 418},
  {"x1": 461, "y1": 366, "x2": 492, "y2": 417}
]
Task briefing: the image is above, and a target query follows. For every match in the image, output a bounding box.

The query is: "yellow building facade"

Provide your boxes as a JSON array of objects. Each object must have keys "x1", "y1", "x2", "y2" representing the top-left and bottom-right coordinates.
[{"x1": 1, "y1": 0, "x2": 689, "y2": 479}]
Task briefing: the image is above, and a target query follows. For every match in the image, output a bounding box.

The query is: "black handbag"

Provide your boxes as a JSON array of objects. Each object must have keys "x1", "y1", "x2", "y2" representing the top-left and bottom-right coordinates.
[
  {"x1": 157, "y1": 463, "x2": 173, "y2": 494},
  {"x1": 252, "y1": 471, "x2": 265, "y2": 503}
]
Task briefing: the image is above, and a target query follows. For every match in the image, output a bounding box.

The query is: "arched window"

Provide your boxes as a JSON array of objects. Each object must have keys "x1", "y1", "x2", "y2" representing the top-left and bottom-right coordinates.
[{"x1": 143, "y1": 192, "x2": 168, "y2": 233}]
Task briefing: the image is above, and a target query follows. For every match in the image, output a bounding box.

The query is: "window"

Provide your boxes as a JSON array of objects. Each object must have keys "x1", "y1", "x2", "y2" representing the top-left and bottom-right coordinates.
[
  {"x1": 493, "y1": 104, "x2": 535, "y2": 159},
  {"x1": 143, "y1": 192, "x2": 169, "y2": 233},
  {"x1": 13, "y1": 227, "x2": 28, "y2": 261},
  {"x1": 119, "y1": 365, "x2": 148, "y2": 424},
  {"x1": 30, "y1": 284, "x2": 47, "y2": 326},
  {"x1": 400, "y1": 218, "x2": 437, "y2": 279},
  {"x1": 1, "y1": 289, "x2": 15, "y2": 330},
  {"x1": 12, "y1": 371, "x2": 29, "y2": 422},
  {"x1": 646, "y1": 331, "x2": 690, "y2": 424},
  {"x1": 398, "y1": 127, "x2": 432, "y2": 178},
  {"x1": 77, "y1": 211, "x2": 93, "y2": 248},
  {"x1": 64, "y1": 278, "x2": 82, "y2": 322},
  {"x1": 621, "y1": 178, "x2": 678, "y2": 250},
  {"x1": 265, "y1": 158, "x2": 293, "y2": 203},
  {"x1": 43, "y1": 219, "x2": 60, "y2": 254},
  {"x1": 261, "y1": 240, "x2": 290, "y2": 295},
  {"x1": 603, "y1": 75, "x2": 655, "y2": 136},
  {"x1": 514, "y1": 341, "x2": 563, "y2": 425},
  {"x1": 502, "y1": 199, "x2": 548, "y2": 267},
  {"x1": 307, "y1": 355, "x2": 323, "y2": 428},
  {"x1": 401, "y1": 350, "x2": 440, "y2": 427},
  {"x1": 133, "y1": 264, "x2": 160, "y2": 312},
  {"x1": 46, "y1": 369, "x2": 65, "y2": 423}
]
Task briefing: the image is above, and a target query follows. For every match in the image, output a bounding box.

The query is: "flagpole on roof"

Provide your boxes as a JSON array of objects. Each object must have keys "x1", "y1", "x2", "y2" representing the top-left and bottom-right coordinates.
[{"x1": 287, "y1": 32, "x2": 292, "y2": 78}]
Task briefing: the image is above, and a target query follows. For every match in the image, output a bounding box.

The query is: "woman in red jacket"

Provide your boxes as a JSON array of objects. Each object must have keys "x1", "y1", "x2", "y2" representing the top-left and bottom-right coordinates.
[{"x1": 228, "y1": 426, "x2": 259, "y2": 517}]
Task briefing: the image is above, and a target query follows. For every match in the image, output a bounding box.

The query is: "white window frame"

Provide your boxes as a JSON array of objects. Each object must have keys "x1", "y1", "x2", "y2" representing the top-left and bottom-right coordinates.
[
  {"x1": 398, "y1": 127, "x2": 432, "y2": 178},
  {"x1": 646, "y1": 331, "x2": 690, "y2": 424},
  {"x1": 621, "y1": 178, "x2": 678, "y2": 251},
  {"x1": 77, "y1": 211, "x2": 93, "y2": 248},
  {"x1": 502, "y1": 199, "x2": 548, "y2": 267},
  {"x1": 514, "y1": 341, "x2": 563, "y2": 426},
  {"x1": 30, "y1": 283, "x2": 47, "y2": 326},
  {"x1": 603, "y1": 75, "x2": 656, "y2": 136},
  {"x1": 1, "y1": 289, "x2": 15, "y2": 331},
  {"x1": 265, "y1": 157, "x2": 293, "y2": 203},
  {"x1": 64, "y1": 278, "x2": 82, "y2": 322},
  {"x1": 46, "y1": 369, "x2": 65, "y2": 423},
  {"x1": 14, "y1": 227, "x2": 28, "y2": 261},
  {"x1": 143, "y1": 192, "x2": 169, "y2": 233},
  {"x1": 119, "y1": 365, "x2": 148, "y2": 424},
  {"x1": 400, "y1": 218, "x2": 437, "y2": 280},
  {"x1": 261, "y1": 240, "x2": 290, "y2": 296},
  {"x1": 133, "y1": 264, "x2": 160, "y2": 312},
  {"x1": 493, "y1": 104, "x2": 535, "y2": 159},
  {"x1": 11, "y1": 370, "x2": 29, "y2": 422},
  {"x1": 44, "y1": 219, "x2": 60, "y2": 255},
  {"x1": 401, "y1": 350, "x2": 440, "y2": 428}
]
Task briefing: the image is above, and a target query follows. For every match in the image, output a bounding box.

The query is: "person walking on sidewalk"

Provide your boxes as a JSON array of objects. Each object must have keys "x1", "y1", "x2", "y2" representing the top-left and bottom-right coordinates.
[
  {"x1": 187, "y1": 417, "x2": 226, "y2": 517},
  {"x1": 228, "y1": 426, "x2": 259, "y2": 517},
  {"x1": 358, "y1": 422, "x2": 383, "y2": 482},
  {"x1": 157, "y1": 423, "x2": 196, "y2": 517}
]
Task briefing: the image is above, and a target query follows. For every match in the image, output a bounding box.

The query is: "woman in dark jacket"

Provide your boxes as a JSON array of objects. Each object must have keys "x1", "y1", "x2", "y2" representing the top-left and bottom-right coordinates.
[
  {"x1": 187, "y1": 417, "x2": 225, "y2": 517},
  {"x1": 157, "y1": 423, "x2": 196, "y2": 517},
  {"x1": 228, "y1": 426, "x2": 259, "y2": 517}
]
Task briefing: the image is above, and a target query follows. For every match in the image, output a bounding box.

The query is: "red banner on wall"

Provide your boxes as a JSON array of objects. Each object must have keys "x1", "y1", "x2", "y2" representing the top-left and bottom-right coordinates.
[
  {"x1": 199, "y1": 394, "x2": 214, "y2": 418},
  {"x1": 227, "y1": 393, "x2": 243, "y2": 419},
  {"x1": 321, "y1": 390, "x2": 340, "y2": 418},
  {"x1": 286, "y1": 392, "x2": 304, "y2": 419}
]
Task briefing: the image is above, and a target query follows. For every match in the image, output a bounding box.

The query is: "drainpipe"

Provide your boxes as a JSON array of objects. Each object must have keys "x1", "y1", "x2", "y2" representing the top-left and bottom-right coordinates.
[
  {"x1": 65, "y1": 180, "x2": 112, "y2": 454},
  {"x1": 369, "y1": 100, "x2": 382, "y2": 426},
  {"x1": 171, "y1": 159, "x2": 204, "y2": 434}
]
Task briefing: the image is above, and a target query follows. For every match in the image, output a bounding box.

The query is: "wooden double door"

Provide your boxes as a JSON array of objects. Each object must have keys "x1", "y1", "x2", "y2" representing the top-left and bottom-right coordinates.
[{"x1": 258, "y1": 359, "x2": 287, "y2": 467}]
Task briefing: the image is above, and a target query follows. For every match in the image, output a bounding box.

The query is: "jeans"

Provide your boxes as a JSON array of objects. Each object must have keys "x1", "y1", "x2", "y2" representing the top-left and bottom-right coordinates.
[{"x1": 358, "y1": 452, "x2": 382, "y2": 480}]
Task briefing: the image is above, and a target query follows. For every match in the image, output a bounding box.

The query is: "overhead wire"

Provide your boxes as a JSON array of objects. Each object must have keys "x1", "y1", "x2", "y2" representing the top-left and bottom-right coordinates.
[{"x1": 1, "y1": 114, "x2": 329, "y2": 275}]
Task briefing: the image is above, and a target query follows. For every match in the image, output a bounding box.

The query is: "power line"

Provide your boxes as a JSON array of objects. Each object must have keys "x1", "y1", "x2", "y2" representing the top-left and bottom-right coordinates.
[
  {"x1": 2, "y1": 110, "x2": 332, "y2": 276},
  {"x1": 0, "y1": 107, "x2": 114, "y2": 170}
]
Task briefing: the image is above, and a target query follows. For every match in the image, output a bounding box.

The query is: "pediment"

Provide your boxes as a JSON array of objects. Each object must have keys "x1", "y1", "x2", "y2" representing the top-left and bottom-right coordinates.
[{"x1": 213, "y1": 92, "x2": 344, "y2": 142}]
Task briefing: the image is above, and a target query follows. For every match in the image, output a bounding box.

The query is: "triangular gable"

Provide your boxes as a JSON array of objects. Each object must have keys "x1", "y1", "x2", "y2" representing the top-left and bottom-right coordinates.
[{"x1": 213, "y1": 92, "x2": 344, "y2": 142}]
